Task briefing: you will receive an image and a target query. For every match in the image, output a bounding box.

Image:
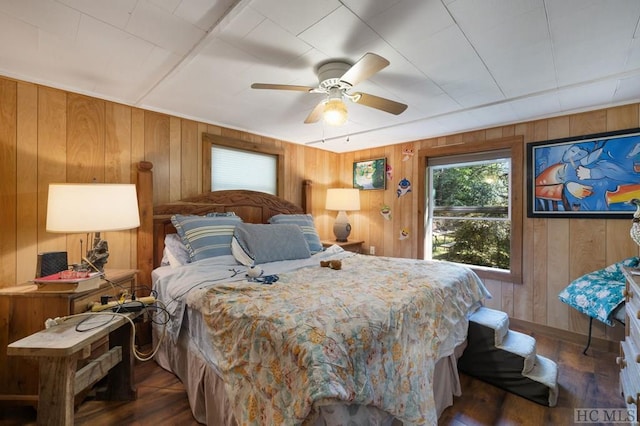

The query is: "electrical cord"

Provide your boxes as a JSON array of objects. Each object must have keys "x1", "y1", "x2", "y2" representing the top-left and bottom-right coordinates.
[
  {"x1": 45, "y1": 301, "x2": 168, "y2": 362},
  {"x1": 164, "y1": 268, "x2": 244, "y2": 310},
  {"x1": 75, "y1": 313, "x2": 118, "y2": 332}
]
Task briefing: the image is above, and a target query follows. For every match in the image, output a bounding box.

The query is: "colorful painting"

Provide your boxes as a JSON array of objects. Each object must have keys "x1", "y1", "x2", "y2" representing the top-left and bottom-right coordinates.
[
  {"x1": 353, "y1": 158, "x2": 387, "y2": 190},
  {"x1": 527, "y1": 128, "x2": 640, "y2": 218}
]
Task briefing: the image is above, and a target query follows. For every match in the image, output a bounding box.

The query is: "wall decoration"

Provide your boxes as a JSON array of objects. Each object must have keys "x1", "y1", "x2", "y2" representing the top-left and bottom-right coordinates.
[
  {"x1": 402, "y1": 147, "x2": 414, "y2": 162},
  {"x1": 353, "y1": 158, "x2": 387, "y2": 190},
  {"x1": 399, "y1": 227, "x2": 409, "y2": 240},
  {"x1": 527, "y1": 128, "x2": 640, "y2": 218},
  {"x1": 380, "y1": 204, "x2": 392, "y2": 220},
  {"x1": 386, "y1": 163, "x2": 393, "y2": 181},
  {"x1": 397, "y1": 177, "x2": 412, "y2": 198}
]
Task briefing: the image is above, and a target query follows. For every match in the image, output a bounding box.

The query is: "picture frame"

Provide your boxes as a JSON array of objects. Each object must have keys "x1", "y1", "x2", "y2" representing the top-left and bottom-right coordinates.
[
  {"x1": 527, "y1": 128, "x2": 640, "y2": 218},
  {"x1": 353, "y1": 158, "x2": 387, "y2": 190}
]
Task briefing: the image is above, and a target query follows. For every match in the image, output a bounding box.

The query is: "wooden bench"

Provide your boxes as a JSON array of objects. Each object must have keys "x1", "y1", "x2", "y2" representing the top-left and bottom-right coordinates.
[{"x1": 7, "y1": 312, "x2": 138, "y2": 425}]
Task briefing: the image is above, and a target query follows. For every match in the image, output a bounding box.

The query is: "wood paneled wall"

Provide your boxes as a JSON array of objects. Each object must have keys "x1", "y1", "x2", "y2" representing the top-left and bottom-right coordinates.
[
  {"x1": 1, "y1": 73, "x2": 639, "y2": 342},
  {"x1": 341, "y1": 104, "x2": 640, "y2": 343},
  {"x1": 0, "y1": 76, "x2": 339, "y2": 287}
]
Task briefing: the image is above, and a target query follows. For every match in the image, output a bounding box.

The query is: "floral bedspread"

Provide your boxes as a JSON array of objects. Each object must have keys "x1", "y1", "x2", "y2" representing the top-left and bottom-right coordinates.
[{"x1": 186, "y1": 255, "x2": 489, "y2": 425}]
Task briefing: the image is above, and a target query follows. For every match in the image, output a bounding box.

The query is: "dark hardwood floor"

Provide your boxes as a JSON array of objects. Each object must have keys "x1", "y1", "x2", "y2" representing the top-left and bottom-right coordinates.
[
  {"x1": 0, "y1": 328, "x2": 624, "y2": 426},
  {"x1": 438, "y1": 330, "x2": 624, "y2": 425}
]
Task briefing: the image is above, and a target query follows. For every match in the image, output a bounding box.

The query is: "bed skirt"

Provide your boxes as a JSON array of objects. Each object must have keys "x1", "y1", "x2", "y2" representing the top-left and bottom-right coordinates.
[{"x1": 153, "y1": 322, "x2": 466, "y2": 425}]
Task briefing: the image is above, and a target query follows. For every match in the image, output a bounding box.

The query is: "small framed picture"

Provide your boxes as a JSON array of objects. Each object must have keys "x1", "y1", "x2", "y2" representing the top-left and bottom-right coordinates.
[
  {"x1": 353, "y1": 158, "x2": 387, "y2": 190},
  {"x1": 527, "y1": 128, "x2": 640, "y2": 218}
]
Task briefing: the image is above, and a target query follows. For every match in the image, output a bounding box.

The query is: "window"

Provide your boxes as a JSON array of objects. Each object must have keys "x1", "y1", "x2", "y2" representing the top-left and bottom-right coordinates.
[
  {"x1": 202, "y1": 133, "x2": 284, "y2": 195},
  {"x1": 427, "y1": 152, "x2": 510, "y2": 270},
  {"x1": 211, "y1": 145, "x2": 277, "y2": 194},
  {"x1": 418, "y1": 137, "x2": 523, "y2": 283}
]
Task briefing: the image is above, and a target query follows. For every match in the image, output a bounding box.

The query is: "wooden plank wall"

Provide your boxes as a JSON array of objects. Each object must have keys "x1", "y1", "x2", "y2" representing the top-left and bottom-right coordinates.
[
  {"x1": 1, "y1": 73, "x2": 639, "y2": 342},
  {"x1": 341, "y1": 104, "x2": 640, "y2": 343},
  {"x1": 0, "y1": 76, "x2": 339, "y2": 287}
]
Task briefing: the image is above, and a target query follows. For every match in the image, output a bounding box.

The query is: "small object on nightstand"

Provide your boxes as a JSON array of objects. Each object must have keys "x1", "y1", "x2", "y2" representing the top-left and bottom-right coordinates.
[
  {"x1": 35, "y1": 251, "x2": 68, "y2": 278},
  {"x1": 32, "y1": 271, "x2": 103, "y2": 293}
]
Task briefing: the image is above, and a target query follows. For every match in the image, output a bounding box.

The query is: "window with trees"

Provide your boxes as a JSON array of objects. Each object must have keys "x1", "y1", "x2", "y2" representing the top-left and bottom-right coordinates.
[
  {"x1": 428, "y1": 153, "x2": 510, "y2": 270},
  {"x1": 418, "y1": 137, "x2": 523, "y2": 284}
]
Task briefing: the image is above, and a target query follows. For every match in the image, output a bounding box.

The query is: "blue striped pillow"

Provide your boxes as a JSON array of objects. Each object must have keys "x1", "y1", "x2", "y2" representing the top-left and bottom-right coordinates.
[
  {"x1": 268, "y1": 214, "x2": 323, "y2": 254},
  {"x1": 171, "y1": 214, "x2": 243, "y2": 261}
]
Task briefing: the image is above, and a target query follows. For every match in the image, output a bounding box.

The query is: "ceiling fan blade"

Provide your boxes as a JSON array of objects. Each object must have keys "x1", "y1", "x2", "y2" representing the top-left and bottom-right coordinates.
[
  {"x1": 340, "y1": 53, "x2": 390, "y2": 87},
  {"x1": 354, "y1": 92, "x2": 408, "y2": 115},
  {"x1": 251, "y1": 83, "x2": 314, "y2": 92},
  {"x1": 304, "y1": 102, "x2": 325, "y2": 124}
]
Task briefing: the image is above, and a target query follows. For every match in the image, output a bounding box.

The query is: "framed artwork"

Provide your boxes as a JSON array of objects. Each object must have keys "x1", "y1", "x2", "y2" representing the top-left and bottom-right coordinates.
[
  {"x1": 353, "y1": 158, "x2": 387, "y2": 190},
  {"x1": 527, "y1": 128, "x2": 640, "y2": 218}
]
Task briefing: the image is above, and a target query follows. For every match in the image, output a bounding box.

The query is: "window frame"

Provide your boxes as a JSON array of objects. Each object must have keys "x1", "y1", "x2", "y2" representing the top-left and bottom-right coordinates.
[
  {"x1": 418, "y1": 136, "x2": 523, "y2": 284},
  {"x1": 202, "y1": 133, "x2": 285, "y2": 196}
]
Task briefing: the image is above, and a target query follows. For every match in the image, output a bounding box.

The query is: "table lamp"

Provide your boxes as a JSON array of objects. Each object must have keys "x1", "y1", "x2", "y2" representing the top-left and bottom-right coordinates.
[
  {"x1": 46, "y1": 183, "x2": 140, "y2": 272},
  {"x1": 326, "y1": 188, "x2": 360, "y2": 242}
]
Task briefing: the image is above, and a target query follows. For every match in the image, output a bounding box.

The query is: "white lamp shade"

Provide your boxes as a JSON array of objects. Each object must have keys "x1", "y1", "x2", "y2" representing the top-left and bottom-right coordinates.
[
  {"x1": 46, "y1": 183, "x2": 140, "y2": 233},
  {"x1": 326, "y1": 188, "x2": 360, "y2": 211}
]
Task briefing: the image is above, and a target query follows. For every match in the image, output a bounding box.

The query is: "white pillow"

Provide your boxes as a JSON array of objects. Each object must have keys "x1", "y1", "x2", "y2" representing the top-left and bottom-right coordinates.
[
  {"x1": 231, "y1": 237, "x2": 254, "y2": 266},
  {"x1": 164, "y1": 233, "x2": 190, "y2": 268}
]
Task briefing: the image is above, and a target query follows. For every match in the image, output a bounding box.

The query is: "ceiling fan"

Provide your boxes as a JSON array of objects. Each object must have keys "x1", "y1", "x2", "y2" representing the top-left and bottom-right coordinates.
[{"x1": 251, "y1": 52, "x2": 408, "y2": 125}]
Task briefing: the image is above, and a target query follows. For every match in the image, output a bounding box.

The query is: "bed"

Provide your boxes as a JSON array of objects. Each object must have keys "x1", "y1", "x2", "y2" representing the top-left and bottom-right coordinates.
[{"x1": 135, "y1": 163, "x2": 490, "y2": 425}]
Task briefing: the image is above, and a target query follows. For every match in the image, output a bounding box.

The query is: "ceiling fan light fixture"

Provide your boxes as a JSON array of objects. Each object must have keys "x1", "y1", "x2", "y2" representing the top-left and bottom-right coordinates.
[{"x1": 323, "y1": 98, "x2": 347, "y2": 126}]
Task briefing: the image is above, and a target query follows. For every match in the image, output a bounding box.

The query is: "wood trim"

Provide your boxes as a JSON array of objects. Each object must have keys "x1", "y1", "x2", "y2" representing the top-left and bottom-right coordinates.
[
  {"x1": 302, "y1": 179, "x2": 312, "y2": 214},
  {"x1": 136, "y1": 161, "x2": 312, "y2": 270},
  {"x1": 417, "y1": 135, "x2": 524, "y2": 284},
  {"x1": 202, "y1": 133, "x2": 285, "y2": 196},
  {"x1": 136, "y1": 161, "x2": 153, "y2": 289}
]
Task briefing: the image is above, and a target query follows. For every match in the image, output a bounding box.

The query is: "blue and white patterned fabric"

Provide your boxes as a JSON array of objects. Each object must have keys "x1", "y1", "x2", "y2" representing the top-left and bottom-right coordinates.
[
  {"x1": 171, "y1": 214, "x2": 243, "y2": 261},
  {"x1": 558, "y1": 257, "x2": 639, "y2": 325},
  {"x1": 268, "y1": 214, "x2": 323, "y2": 254}
]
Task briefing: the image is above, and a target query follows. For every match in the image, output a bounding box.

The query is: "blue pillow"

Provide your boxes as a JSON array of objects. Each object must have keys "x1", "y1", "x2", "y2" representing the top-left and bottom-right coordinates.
[
  {"x1": 232, "y1": 223, "x2": 311, "y2": 265},
  {"x1": 171, "y1": 214, "x2": 243, "y2": 261},
  {"x1": 268, "y1": 214, "x2": 323, "y2": 254},
  {"x1": 558, "y1": 256, "x2": 639, "y2": 325}
]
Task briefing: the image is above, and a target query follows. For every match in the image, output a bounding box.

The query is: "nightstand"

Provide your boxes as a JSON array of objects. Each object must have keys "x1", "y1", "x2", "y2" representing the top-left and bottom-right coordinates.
[
  {"x1": 9, "y1": 311, "x2": 140, "y2": 424},
  {"x1": 0, "y1": 269, "x2": 137, "y2": 403},
  {"x1": 321, "y1": 239, "x2": 364, "y2": 253}
]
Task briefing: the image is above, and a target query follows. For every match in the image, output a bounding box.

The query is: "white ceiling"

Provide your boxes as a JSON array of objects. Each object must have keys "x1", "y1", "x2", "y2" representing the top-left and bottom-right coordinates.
[{"x1": 1, "y1": 0, "x2": 639, "y2": 153}]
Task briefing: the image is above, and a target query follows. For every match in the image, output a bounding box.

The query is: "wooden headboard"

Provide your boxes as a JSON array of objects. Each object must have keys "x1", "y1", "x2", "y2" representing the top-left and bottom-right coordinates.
[{"x1": 135, "y1": 161, "x2": 312, "y2": 285}]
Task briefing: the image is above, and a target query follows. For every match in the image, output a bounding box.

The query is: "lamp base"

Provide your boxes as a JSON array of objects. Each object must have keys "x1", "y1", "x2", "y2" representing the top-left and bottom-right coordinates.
[
  {"x1": 84, "y1": 233, "x2": 109, "y2": 272},
  {"x1": 333, "y1": 210, "x2": 352, "y2": 242}
]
